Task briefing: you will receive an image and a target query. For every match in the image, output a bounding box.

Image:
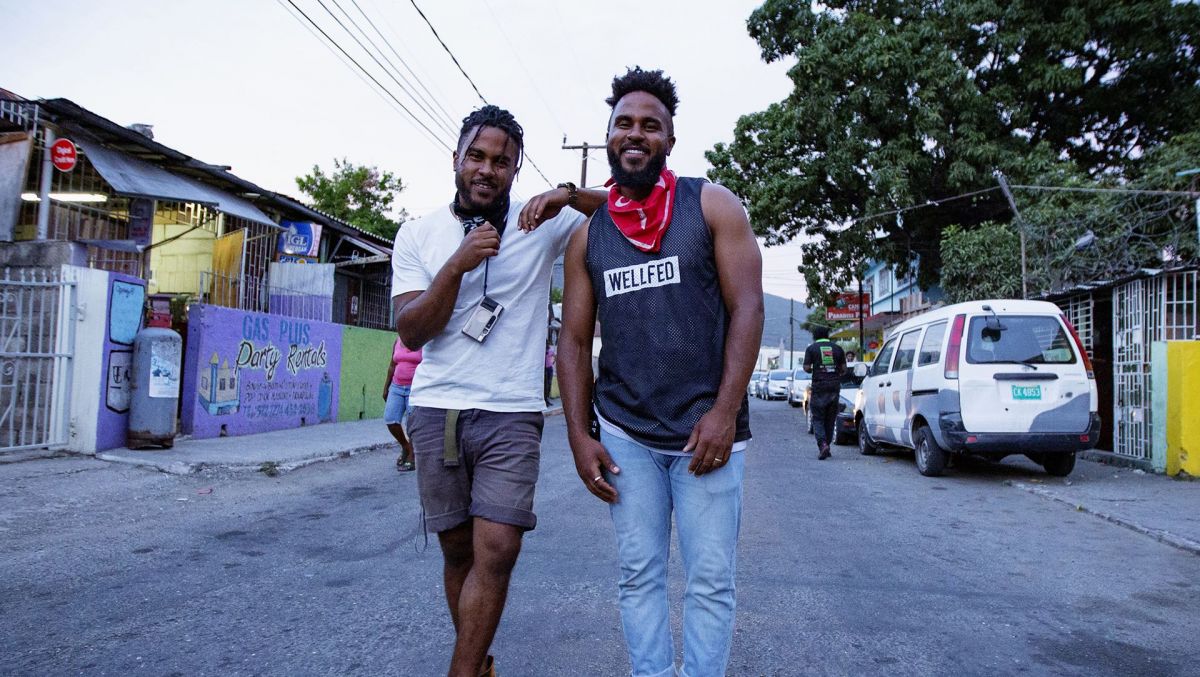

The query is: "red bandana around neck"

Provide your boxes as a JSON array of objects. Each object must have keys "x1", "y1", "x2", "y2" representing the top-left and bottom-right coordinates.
[{"x1": 605, "y1": 168, "x2": 677, "y2": 254}]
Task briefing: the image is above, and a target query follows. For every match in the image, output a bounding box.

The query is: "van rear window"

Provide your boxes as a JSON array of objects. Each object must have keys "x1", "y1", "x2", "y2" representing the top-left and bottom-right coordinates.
[{"x1": 966, "y1": 316, "x2": 1076, "y2": 365}]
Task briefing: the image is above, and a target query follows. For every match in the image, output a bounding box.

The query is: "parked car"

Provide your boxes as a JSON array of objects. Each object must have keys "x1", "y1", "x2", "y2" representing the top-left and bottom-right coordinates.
[
  {"x1": 799, "y1": 362, "x2": 863, "y2": 439},
  {"x1": 787, "y1": 369, "x2": 811, "y2": 408},
  {"x1": 752, "y1": 371, "x2": 770, "y2": 398},
  {"x1": 853, "y1": 300, "x2": 1099, "y2": 477},
  {"x1": 831, "y1": 364, "x2": 865, "y2": 444},
  {"x1": 748, "y1": 371, "x2": 765, "y2": 397},
  {"x1": 765, "y1": 369, "x2": 791, "y2": 400}
]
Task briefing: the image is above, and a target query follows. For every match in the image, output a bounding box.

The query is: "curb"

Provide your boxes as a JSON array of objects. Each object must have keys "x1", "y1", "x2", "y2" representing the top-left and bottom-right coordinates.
[
  {"x1": 1008, "y1": 480, "x2": 1200, "y2": 557},
  {"x1": 96, "y1": 441, "x2": 395, "y2": 476}
]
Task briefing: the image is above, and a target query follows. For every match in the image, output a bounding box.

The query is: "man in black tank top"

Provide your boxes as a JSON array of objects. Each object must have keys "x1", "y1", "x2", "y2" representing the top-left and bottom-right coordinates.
[{"x1": 557, "y1": 67, "x2": 764, "y2": 677}]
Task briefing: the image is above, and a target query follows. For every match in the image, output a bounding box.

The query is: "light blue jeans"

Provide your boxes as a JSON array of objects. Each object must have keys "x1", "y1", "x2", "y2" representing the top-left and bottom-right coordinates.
[{"x1": 603, "y1": 434, "x2": 745, "y2": 677}]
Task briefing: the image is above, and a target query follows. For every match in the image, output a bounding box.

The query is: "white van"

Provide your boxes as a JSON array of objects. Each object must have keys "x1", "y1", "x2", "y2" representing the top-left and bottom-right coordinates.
[{"x1": 852, "y1": 300, "x2": 1099, "y2": 477}]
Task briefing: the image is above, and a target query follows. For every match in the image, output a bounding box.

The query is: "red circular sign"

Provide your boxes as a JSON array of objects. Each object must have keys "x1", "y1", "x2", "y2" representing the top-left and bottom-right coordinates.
[{"x1": 50, "y1": 138, "x2": 77, "y2": 172}]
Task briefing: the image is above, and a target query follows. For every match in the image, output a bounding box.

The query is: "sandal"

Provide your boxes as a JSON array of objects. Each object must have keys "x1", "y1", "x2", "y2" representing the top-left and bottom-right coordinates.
[{"x1": 396, "y1": 455, "x2": 415, "y2": 472}]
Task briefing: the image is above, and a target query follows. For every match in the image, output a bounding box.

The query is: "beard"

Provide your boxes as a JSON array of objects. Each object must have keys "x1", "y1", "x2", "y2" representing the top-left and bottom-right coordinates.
[
  {"x1": 608, "y1": 146, "x2": 667, "y2": 190},
  {"x1": 454, "y1": 171, "x2": 507, "y2": 213}
]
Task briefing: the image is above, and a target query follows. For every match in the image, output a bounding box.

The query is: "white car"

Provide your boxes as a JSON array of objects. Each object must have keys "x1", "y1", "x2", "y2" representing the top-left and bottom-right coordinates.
[
  {"x1": 764, "y1": 369, "x2": 791, "y2": 400},
  {"x1": 853, "y1": 300, "x2": 1099, "y2": 477},
  {"x1": 787, "y1": 369, "x2": 811, "y2": 407}
]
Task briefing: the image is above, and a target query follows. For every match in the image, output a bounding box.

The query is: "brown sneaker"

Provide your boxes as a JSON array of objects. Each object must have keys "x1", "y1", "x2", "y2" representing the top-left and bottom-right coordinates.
[{"x1": 818, "y1": 444, "x2": 831, "y2": 460}]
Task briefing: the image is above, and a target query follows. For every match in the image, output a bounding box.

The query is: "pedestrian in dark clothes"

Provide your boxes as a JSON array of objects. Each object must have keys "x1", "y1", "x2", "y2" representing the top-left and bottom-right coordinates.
[{"x1": 803, "y1": 325, "x2": 846, "y2": 460}]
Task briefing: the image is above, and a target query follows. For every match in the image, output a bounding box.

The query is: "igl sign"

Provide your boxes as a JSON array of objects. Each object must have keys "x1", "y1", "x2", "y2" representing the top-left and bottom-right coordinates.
[{"x1": 277, "y1": 221, "x2": 322, "y2": 258}]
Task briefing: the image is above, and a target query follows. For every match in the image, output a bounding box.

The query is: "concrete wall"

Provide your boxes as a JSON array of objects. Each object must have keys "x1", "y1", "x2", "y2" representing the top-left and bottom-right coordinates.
[
  {"x1": 180, "y1": 304, "x2": 343, "y2": 439},
  {"x1": 1166, "y1": 341, "x2": 1200, "y2": 477},
  {"x1": 337, "y1": 325, "x2": 393, "y2": 423}
]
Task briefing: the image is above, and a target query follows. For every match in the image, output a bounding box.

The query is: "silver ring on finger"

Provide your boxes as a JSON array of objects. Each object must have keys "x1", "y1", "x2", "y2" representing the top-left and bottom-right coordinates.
[{"x1": 593, "y1": 475, "x2": 603, "y2": 482}]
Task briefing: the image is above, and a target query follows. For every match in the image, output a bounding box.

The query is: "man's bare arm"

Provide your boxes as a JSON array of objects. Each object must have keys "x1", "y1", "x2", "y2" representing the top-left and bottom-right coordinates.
[
  {"x1": 517, "y1": 187, "x2": 607, "y2": 231},
  {"x1": 393, "y1": 223, "x2": 501, "y2": 348},
  {"x1": 685, "y1": 183, "x2": 764, "y2": 475},
  {"x1": 557, "y1": 220, "x2": 620, "y2": 502}
]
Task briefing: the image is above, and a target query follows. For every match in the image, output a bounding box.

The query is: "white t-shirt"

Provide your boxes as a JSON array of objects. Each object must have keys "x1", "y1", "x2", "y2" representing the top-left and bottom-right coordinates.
[{"x1": 391, "y1": 201, "x2": 585, "y2": 412}]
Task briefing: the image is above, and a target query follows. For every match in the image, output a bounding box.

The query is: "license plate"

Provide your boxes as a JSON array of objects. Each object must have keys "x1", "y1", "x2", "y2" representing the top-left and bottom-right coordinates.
[{"x1": 1012, "y1": 385, "x2": 1042, "y2": 400}]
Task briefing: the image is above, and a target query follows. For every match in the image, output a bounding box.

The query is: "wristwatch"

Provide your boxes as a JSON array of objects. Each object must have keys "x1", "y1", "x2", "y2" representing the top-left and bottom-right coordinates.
[{"x1": 556, "y1": 181, "x2": 578, "y2": 207}]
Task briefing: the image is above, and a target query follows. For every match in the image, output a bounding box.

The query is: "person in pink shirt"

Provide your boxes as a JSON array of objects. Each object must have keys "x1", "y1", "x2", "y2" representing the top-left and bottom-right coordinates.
[{"x1": 384, "y1": 336, "x2": 423, "y2": 471}]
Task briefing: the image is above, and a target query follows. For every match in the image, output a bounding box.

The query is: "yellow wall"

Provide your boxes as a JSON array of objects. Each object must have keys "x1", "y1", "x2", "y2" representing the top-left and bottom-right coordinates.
[
  {"x1": 1166, "y1": 342, "x2": 1200, "y2": 477},
  {"x1": 148, "y1": 221, "x2": 216, "y2": 295}
]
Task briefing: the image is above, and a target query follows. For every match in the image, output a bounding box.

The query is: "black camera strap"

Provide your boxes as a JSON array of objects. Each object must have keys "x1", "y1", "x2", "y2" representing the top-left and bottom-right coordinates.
[{"x1": 451, "y1": 194, "x2": 509, "y2": 296}]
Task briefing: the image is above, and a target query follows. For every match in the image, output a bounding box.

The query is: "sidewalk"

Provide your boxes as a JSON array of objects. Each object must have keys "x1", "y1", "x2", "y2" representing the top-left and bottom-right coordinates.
[
  {"x1": 95, "y1": 403, "x2": 565, "y2": 476},
  {"x1": 1006, "y1": 453, "x2": 1200, "y2": 557}
]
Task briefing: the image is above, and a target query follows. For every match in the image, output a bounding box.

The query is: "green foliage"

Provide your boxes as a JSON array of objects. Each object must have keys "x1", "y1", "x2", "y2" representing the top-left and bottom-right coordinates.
[
  {"x1": 296, "y1": 158, "x2": 409, "y2": 241},
  {"x1": 800, "y1": 304, "x2": 830, "y2": 332},
  {"x1": 939, "y1": 223, "x2": 1021, "y2": 303},
  {"x1": 708, "y1": 0, "x2": 1200, "y2": 302},
  {"x1": 549, "y1": 287, "x2": 563, "y2": 305}
]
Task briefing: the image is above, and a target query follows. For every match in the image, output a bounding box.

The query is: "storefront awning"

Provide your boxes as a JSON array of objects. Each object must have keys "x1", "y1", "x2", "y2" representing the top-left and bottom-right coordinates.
[{"x1": 77, "y1": 140, "x2": 278, "y2": 228}]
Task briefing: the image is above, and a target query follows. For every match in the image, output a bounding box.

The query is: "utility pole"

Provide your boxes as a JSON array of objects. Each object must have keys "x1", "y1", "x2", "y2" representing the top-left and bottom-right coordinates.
[
  {"x1": 562, "y1": 136, "x2": 601, "y2": 187},
  {"x1": 858, "y1": 274, "x2": 865, "y2": 354},
  {"x1": 789, "y1": 298, "x2": 794, "y2": 370},
  {"x1": 995, "y1": 172, "x2": 1028, "y2": 300}
]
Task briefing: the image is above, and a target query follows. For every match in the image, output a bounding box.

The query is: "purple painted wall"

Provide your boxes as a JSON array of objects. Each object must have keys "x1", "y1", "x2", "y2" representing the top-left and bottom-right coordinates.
[
  {"x1": 96, "y1": 273, "x2": 146, "y2": 451},
  {"x1": 181, "y1": 304, "x2": 343, "y2": 439}
]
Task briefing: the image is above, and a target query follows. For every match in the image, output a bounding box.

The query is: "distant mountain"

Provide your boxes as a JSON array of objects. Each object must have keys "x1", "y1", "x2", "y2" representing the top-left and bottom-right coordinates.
[{"x1": 762, "y1": 293, "x2": 812, "y2": 352}]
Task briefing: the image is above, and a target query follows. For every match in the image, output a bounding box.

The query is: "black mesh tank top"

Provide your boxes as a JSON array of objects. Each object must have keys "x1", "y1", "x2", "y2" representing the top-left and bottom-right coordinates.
[{"x1": 587, "y1": 176, "x2": 751, "y2": 450}]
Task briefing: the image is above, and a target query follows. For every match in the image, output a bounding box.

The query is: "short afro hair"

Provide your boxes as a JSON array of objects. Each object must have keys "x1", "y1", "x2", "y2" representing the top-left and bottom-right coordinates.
[
  {"x1": 606, "y1": 67, "x2": 679, "y2": 117},
  {"x1": 457, "y1": 105, "x2": 524, "y2": 168}
]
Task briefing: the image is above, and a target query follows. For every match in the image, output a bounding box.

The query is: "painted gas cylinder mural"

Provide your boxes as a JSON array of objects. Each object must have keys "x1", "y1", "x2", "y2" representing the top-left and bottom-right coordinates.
[{"x1": 181, "y1": 305, "x2": 342, "y2": 439}]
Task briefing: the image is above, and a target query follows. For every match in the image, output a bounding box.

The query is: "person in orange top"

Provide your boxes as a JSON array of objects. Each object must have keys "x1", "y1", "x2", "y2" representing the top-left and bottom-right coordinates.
[{"x1": 384, "y1": 336, "x2": 423, "y2": 471}]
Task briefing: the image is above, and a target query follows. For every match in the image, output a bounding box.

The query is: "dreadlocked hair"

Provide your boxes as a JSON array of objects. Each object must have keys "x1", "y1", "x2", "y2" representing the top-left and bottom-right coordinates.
[
  {"x1": 606, "y1": 67, "x2": 679, "y2": 117},
  {"x1": 457, "y1": 105, "x2": 524, "y2": 169}
]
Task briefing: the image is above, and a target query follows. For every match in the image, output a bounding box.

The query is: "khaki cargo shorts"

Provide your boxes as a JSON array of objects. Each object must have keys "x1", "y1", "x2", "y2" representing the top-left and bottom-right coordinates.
[{"x1": 408, "y1": 407, "x2": 544, "y2": 533}]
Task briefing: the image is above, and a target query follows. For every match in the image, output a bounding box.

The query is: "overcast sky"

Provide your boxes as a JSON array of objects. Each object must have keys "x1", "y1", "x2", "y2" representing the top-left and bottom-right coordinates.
[{"x1": 1, "y1": 0, "x2": 812, "y2": 302}]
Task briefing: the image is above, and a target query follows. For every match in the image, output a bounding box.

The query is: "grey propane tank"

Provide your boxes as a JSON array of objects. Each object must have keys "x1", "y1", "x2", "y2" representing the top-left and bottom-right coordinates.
[{"x1": 128, "y1": 327, "x2": 182, "y2": 449}]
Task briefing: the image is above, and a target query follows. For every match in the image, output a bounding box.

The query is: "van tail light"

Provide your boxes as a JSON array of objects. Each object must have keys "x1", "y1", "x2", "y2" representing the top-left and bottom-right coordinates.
[
  {"x1": 944, "y1": 313, "x2": 967, "y2": 379},
  {"x1": 1061, "y1": 314, "x2": 1095, "y2": 379}
]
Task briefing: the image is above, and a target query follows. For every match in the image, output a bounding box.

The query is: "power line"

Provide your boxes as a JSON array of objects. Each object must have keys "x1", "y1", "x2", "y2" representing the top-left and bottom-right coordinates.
[
  {"x1": 407, "y1": 0, "x2": 488, "y2": 104},
  {"x1": 404, "y1": 0, "x2": 554, "y2": 187},
  {"x1": 314, "y1": 0, "x2": 459, "y2": 140},
  {"x1": 481, "y1": 0, "x2": 569, "y2": 134},
  {"x1": 280, "y1": 0, "x2": 453, "y2": 150},
  {"x1": 838, "y1": 186, "x2": 1003, "y2": 231},
  {"x1": 276, "y1": 0, "x2": 450, "y2": 153},
  {"x1": 1011, "y1": 185, "x2": 1199, "y2": 197},
  {"x1": 347, "y1": 0, "x2": 459, "y2": 129},
  {"x1": 328, "y1": 0, "x2": 459, "y2": 138}
]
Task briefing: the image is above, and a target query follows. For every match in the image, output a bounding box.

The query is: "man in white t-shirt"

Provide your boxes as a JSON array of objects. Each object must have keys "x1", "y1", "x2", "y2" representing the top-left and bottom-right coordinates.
[{"x1": 390, "y1": 105, "x2": 603, "y2": 677}]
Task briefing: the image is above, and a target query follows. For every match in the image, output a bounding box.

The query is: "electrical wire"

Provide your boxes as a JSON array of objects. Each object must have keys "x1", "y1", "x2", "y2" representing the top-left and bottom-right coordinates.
[
  {"x1": 281, "y1": 0, "x2": 453, "y2": 152},
  {"x1": 276, "y1": 0, "x2": 450, "y2": 154},
  {"x1": 407, "y1": 0, "x2": 488, "y2": 104},
  {"x1": 327, "y1": 0, "x2": 459, "y2": 138},
  {"x1": 314, "y1": 0, "x2": 458, "y2": 141},
  {"x1": 405, "y1": 0, "x2": 554, "y2": 187},
  {"x1": 348, "y1": 0, "x2": 459, "y2": 128}
]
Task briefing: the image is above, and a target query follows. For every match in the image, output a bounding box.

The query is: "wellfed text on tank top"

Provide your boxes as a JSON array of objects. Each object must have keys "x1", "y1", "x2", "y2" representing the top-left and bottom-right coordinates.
[{"x1": 603, "y1": 256, "x2": 680, "y2": 298}]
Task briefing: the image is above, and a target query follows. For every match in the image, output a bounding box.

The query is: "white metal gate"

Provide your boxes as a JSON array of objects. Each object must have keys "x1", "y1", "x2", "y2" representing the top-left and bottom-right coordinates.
[
  {"x1": 1113, "y1": 279, "x2": 1150, "y2": 460},
  {"x1": 0, "y1": 268, "x2": 75, "y2": 452}
]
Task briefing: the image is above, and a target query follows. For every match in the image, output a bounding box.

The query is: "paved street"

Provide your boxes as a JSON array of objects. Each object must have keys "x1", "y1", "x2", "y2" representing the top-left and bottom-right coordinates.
[{"x1": 3, "y1": 399, "x2": 1199, "y2": 676}]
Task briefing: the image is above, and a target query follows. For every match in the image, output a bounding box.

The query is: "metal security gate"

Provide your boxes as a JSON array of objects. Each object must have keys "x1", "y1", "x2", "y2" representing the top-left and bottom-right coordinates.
[
  {"x1": 0, "y1": 268, "x2": 75, "y2": 452},
  {"x1": 1113, "y1": 279, "x2": 1150, "y2": 460}
]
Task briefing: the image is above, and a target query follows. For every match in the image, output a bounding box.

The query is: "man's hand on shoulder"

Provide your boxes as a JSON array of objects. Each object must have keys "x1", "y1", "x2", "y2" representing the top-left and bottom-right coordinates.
[{"x1": 518, "y1": 186, "x2": 607, "y2": 231}]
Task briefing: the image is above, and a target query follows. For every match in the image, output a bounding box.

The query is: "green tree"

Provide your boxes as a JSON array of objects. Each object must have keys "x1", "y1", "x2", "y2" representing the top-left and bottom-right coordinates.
[
  {"x1": 296, "y1": 158, "x2": 409, "y2": 241},
  {"x1": 939, "y1": 223, "x2": 1021, "y2": 303},
  {"x1": 707, "y1": 0, "x2": 1200, "y2": 302}
]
